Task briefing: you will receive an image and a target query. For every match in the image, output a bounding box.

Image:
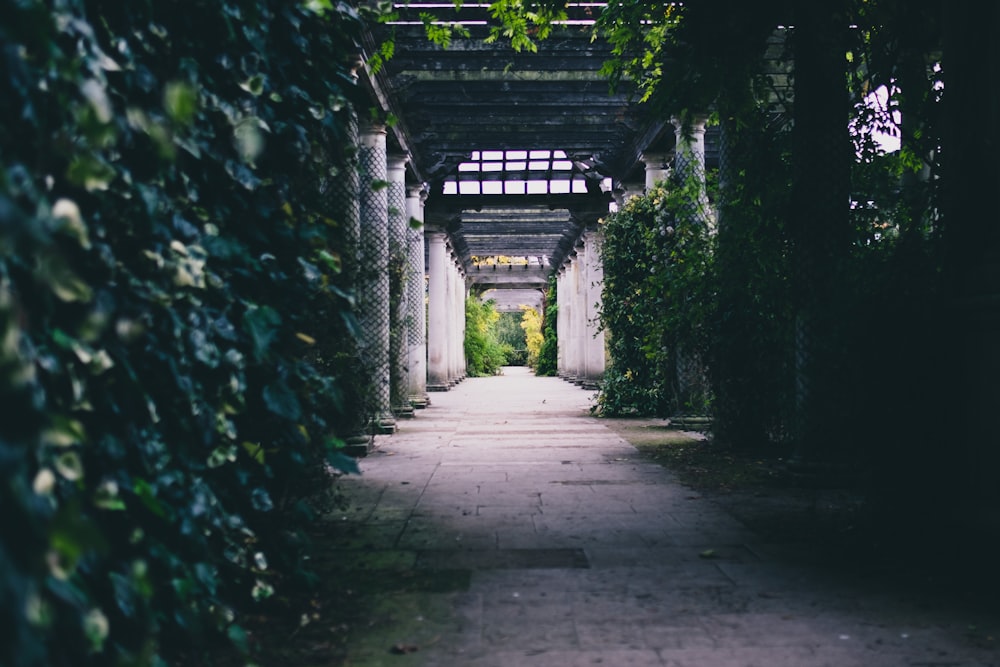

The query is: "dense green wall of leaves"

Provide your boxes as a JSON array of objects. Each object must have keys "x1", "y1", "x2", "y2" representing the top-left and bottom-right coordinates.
[
  {"x1": 0, "y1": 1, "x2": 374, "y2": 664},
  {"x1": 597, "y1": 177, "x2": 715, "y2": 417},
  {"x1": 534, "y1": 277, "x2": 558, "y2": 376},
  {"x1": 465, "y1": 298, "x2": 507, "y2": 375}
]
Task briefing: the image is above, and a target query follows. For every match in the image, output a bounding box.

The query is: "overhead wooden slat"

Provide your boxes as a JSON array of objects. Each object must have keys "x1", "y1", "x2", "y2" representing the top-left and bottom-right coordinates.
[{"x1": 367, "y1": 13, "x2": 672, "y2": 273}]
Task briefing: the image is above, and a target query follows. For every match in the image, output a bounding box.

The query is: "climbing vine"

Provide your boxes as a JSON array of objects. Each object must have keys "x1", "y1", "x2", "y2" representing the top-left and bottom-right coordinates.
[
  {"x1": 0, "y1": 1, "x2": 384, "y2": 665},
  {"x1": 596, "y1": 173, "x2": 716, "y2": 417},
  {"x1": 464, "y1": 297, "x2": 507, "y2": 376},
  {"x1": 534, "y1": 276, "x2": 558, "y2": 376}
]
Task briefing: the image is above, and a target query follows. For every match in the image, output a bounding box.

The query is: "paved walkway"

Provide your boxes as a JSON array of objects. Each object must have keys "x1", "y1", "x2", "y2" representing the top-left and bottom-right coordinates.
[{"x1": 329, "y1": 367, "x2": 997, "y2": 666}]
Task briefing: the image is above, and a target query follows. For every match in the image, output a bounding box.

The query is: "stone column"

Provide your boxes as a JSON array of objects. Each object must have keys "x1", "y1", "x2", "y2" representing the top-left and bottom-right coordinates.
[
  {"x1": 358, "y1": 123, "x2": 395, "y2": 434},
  {"x1": 406, "y1": 186, "x2": 429, "y2": 408},
  {"x1": 451, "y1": 257, "x2": 466, "y2": 382},
  {"x1": 671, "y1": 117, "x2": 707, "y2": 181},
  {"x1": 445, "y1": 254, "x2": 456, "y2": 384},
  {"x1": 582, "y1": 228, "x2": 606, "y2": 389},
  {"x1": 568, "y1": 249, "x2": 583, "y2": 383},
  {"x1": 669, "y1": 115, "x2": 712, "y2": 422},
  {"x1": 640, "y1": 152, "x2": 671, "y2": 192},
  {"x1": 671, "y1": 115, "x2": 711, "y2": 223},
  {"x1": 426, "y1": 228, "x2": 449, "y2": 391},
  {"x1": 456, "y1": 262, "x2": 467, "y2": 380},
  {"x1": 331, "y1": 99, "x2": 371, "y2": 455},
  {"x1": 556, "y1": 267, "x2": 567, "y2": 376},
  {"x1": 386, "y1": 154, "x2": 413, "y2": 418}
]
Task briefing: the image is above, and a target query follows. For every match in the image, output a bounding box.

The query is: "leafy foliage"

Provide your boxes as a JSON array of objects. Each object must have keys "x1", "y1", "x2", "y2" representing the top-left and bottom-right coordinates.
[
  {"x1": 494, "y1": 310, "x2": 527, "y2": 366},
  {"x1": 534, "y1": 277, "x2": 558, "y2": 376},
  {"x1": 464, "y1": 298, "x2": 507, "y2": 376},
  {"x1": 0, "y1": 1, "x2": 378, "y2": 665},
  {"x1": 519, "y1": 305, "x2": 544, "y2": 369},
  {"x1": 596, "y1": 174, "x2": 715, "y2": 417}
]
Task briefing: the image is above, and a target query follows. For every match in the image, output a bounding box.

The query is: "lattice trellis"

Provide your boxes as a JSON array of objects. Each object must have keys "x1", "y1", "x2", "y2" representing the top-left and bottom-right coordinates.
[
  {"x1": 405, "y1": 224, "x2": 425, "y2": 348},
  {"x1": 358, "y1": 130, "x2": 392, "y2": 426},
  {"x1": 387, "y1": 170, "x2": 410, "y2": 411},
  {"x1": 330, "y1": 109, "x2": 366, "y2": 435}
]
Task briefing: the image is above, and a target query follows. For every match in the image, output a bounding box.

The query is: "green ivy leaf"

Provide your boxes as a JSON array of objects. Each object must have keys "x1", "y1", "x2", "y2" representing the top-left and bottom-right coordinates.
[
  {"x1": 243, "y1": 305, "x2": 282, "y2": 361},
  {"x1": 163, "y1": 81, "x2": 198, "y2": 125},
  {"x1": 67, "y1": 154, "x2": 116, "y2": 192},
  {"x1": 262, "y1": 380, "x2": 301, "y2": 421}
]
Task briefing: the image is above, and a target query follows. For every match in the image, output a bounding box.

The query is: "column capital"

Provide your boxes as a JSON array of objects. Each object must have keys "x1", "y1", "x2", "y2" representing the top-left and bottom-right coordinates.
[
  {"x1": 669, "y1": 113, "x2": 709, "y2": 133},
  {"x1": 639, "y1": 152, "x2": 671, "y2": 169},
  {"x1": 407, "y1": 183, "x2": 429, "y2": 201},
  {"x1": 359, "y1": 122, "x2": 387, "y2": 146},
  {"x1": 348, "y1": 53, "x2": 364, "y2": 83},
  {"x1": 387, "y1": 153, "x2": 409, "y2": 176}
]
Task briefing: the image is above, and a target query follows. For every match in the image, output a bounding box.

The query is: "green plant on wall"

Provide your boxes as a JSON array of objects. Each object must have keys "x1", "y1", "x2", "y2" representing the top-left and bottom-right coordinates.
[
  {"x1": 0, "y1": 2, "x2": 382, "y2": 665},
  {"x1": 494, "y1": 310, "x2": 528, "y2": 365},
  {"x1": 465, "y1": 297, "x2": 508, "y2": 375},
  {"x1": 534, "y1": 277, "x2": 558, "y2": 376},
  {"x1": 597, "y1": 172, "x2": 716, "y2": 417}
]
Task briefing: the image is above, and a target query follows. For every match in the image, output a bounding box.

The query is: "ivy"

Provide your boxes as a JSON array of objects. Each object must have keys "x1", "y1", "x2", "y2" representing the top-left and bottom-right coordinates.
[
  {"x1": 464, "y1": 297, "x2": 507, "y2": 376},
  {"x1": 534, "y1": 277, "x2": 558, "y2": 376},
  {"x1": 596, "y1": 173, "x2": 716, "y2": 418},
  {"x1": 0, "y1": 1, "x2": 378, "y2": 665}
]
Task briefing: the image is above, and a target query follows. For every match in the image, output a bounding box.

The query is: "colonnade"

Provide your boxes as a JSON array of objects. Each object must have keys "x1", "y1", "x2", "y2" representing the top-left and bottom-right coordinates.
[
  {"x1": 348, "y1": 117, "x2": 716, "y2": 435},
  {"x1": 425, "y1": 228, "x2": 467, "y2": 392},
  {"x1": 353, "y1": 123, "x2": 462, "y2": 438},
  {"x1": 555, "y1": 226, "x2": 606, "y2": 389}
]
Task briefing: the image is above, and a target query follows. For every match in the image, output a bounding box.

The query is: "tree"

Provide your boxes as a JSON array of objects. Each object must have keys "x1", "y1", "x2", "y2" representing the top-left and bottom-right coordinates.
[
  {"x1": 465, "y1": 297, "x2": 507, "y2": 375},
  {"x1": 520, "y1": 305, "x2": 545, "y2": 368}
]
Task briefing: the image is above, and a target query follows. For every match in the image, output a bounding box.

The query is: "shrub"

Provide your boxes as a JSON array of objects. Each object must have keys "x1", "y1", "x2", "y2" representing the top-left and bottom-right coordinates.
[{"x1": 465, "y1": 297, "x2": 507, "y2": 375}]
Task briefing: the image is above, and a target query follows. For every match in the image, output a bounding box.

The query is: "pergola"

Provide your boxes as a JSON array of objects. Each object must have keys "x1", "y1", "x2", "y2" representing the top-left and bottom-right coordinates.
[{"x1": 363, "y1": 2, "x2": 678, "y2": 280}]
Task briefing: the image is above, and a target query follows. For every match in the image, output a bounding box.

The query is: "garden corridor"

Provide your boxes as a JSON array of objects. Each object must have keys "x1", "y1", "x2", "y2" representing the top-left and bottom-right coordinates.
[{"x1": 323, "y1": 367, "x2": 997, "y2": 667}]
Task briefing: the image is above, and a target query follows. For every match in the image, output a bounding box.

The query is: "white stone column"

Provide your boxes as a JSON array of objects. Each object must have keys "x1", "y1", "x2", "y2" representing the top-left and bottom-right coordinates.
[
  {"x1": 564, "y1": 260, "x2": 576, "y2": 380},
  {"x1": 671, "y1": 114, "x2": 711, "y2": 221},
  {"x1": 640, "y1": 152, "x2": 671, "y2": 192},
  {"x1": 583, "y1": 228, "x2": 606, "y2": 389},
  {"x1": 358, "y1": 123, "x2": 394, "y2": 433},
  {"x1": 671, "y1": 115, "x2": 708, "y2": 184},
  {"x1": 570, "y1": 248, "x2": 584, "y2": 382},
  {"x1": 556, "y1": 268, "x2": 567, "y2": 376},
  {"x1": 452, "y1": 258, "x2": 466, "y2": 382},
  {"x1": 406, "y1": 186, "x2": 428, "y2": 407},
  {"x1": 426, "y1": 228, "x2": 449, "y2": 391},
  {"x1": 456, "y1": 264, "x2": 468, "y2": 379},
  {"x1": 446, "y1": 253, "x2": 459, "y2": 384},
  {"x1": 386, "y1": 154, "x2": 412, "y2": 418},
  {"x1": 671, "y1": 114, "x2": 711, "y2": 417}
]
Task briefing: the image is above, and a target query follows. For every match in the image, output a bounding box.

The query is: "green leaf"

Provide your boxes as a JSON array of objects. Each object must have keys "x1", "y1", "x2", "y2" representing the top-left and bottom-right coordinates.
[
  {"x1": 163, "y1": 81, "x2": 198, "y2": 125},
  {"x1": 35, "y1": 251, "x2": 94, "y2": 303},
  {"x1": 133, "y1": 478, "x2": 168, "y2": 519},
  {"x1": 67, "y1": 154, "x2": 116, "y2": 192},
  {"x1": 243, "y1": 305, "x2": 282, "y2": 361},
  {"x1": 262, "y1": 380, "x2": 301, "y2": 421},
  {"x1": 227, "y1": 623, "x2": 250, "y2": 653},
  {"x1": 326, "y1": 450, "x2": 360, "y2": 475}
]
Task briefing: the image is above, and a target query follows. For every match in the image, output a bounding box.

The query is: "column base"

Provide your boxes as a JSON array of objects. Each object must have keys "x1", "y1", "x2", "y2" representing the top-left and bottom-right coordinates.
[
  {"x1": 668, "y1": 414, "x2": 713, "y2": 431},
  {"x1": 410, "y1": 394, "x2": 430, "y2": 409},
  {"x1": 427, "y1": 383, "x2": 450, "y2": 392},
  {"x1": 344, "y1": 434, "x2": 374, "y2": 458},
  {"x1": 393, "y1": 404, "x2": 416, "y2": 419},
  {"x1": 369, "y1": 415, "x2": 397, "y2": 435}
]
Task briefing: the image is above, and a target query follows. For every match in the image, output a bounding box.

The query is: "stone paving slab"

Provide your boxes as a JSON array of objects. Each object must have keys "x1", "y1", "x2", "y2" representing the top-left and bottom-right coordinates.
[{"x1": 329, "y1": 368, "x2": 999, "y2": 667}]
